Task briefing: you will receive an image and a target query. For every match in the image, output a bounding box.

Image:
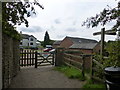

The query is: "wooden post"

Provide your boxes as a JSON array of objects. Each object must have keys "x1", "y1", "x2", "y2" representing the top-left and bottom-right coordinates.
[
  {"x1": 52, "y1": 53, "x2": 54, "y2": 65},
  {"x1": 35, "y1": 51, "x2": 37, "y2": 68},
  {"x1": 82, "y1": 55, "x2": 85, "y2": 78},
  {"x1": 101, "y1": 28, "x2": 105, "y2": 59},
  {"x1": 27, "y1": 50, "x2": 29, "y2": 66},
  {"x1": 30, "y1": 50, "x2": 32, "y2": 66},
  {"x1": 55, "y1": 48, "x2": 64, "y2": 66},
  {"x1": 91, "y1": 58, "x2": 94, "y2": 80},
  {"x1": 21, "y1": 49, "x2": 23, "y2": 67}
]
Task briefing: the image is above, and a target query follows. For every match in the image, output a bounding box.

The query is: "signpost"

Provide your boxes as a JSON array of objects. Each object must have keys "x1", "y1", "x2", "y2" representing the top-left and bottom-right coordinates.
[{"x1": 93, "y1": 28, "x2": 116, "y2": 58}]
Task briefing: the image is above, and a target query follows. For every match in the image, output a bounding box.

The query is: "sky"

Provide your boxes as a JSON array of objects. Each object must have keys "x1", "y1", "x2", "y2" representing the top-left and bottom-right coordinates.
[{"x1": 17, "y1": 0, "x2": 118, "y2": 41}]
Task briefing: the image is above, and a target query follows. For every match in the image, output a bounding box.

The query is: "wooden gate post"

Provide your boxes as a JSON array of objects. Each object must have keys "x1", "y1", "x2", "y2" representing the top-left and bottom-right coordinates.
[
  {"x1": 52, "y1": 53, "x2": 54, "y2": 65},
  {"x1": 55, "y1": 48, "x2": 64, "y2": 66},
  {"x1": 35, "y1": 51, "x2": 37, "y2": 68},
  {"x1": 81, "y1": 55, "x2": 85, "y2": 78}
]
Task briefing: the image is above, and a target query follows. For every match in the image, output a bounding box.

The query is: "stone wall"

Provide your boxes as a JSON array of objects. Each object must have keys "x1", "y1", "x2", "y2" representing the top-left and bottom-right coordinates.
[
  {"x1": 0, "y1": 26, "x2": 2, "y2": 90},
  {"x1": 2, "y1": 34, "x2": 20, "y2": 88},
  {"x1": 0, "y1": 2, "x2": 2, "y2": 90}
]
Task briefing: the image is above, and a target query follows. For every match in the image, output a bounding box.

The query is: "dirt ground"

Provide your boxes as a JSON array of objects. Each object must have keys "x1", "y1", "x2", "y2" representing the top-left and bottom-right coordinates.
[{"x1": 9, "y1": 66, "x2": 85, "y2": 88}]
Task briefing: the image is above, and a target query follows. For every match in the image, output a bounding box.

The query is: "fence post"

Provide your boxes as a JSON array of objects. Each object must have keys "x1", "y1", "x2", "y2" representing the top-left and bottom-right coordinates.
[
  {"x1": 82, "y1": 55, "x2": 85, "y2": 78},
  {"x1": 91, "y1": 58, "x2": 94, "y2": 80},
  {"x1": 52, "y1": 53, "x2": 54, "y2": 65},
  {"x1": 35, "y1": 51, "x2": 37, "y2": 68},
  {"x1": 55, "y1": 48, "x2": 64, "y2": 66}
]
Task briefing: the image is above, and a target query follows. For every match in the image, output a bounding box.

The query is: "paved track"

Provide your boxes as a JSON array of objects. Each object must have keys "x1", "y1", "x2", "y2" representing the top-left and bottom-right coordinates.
[{"x1": 9, "y1": 66, "x2": 84, "y2": 88}]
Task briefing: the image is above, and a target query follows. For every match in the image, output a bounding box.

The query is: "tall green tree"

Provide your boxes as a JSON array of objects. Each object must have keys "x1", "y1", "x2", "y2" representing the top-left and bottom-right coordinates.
[
  {"x1": 43, "y1": 31, "x2": 50, "y2": 47},
  {"x1": 2, "y1": 0, "x2": 44, "y2": 39}
]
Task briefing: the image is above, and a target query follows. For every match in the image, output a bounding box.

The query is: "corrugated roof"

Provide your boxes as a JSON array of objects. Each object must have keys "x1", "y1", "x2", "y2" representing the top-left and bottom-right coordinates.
[
  {"x1": 66, "y1": 36, "x2": 98, "y2": 44},
  {"x1": 69, "y1": 43, "x2": 97, "y2": 49}
]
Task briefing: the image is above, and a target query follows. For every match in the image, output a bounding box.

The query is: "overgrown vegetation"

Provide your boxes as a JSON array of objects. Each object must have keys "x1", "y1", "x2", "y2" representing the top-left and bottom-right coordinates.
[
  {"x1": 83, "y1": 79, "x2": 106, "y2": 89},
  {"x1": 54, "y1": 65, "x2": 86, "y2": 81},
  {"x1": 105, "y1": 41, "x2": 120, "y2": 67}
]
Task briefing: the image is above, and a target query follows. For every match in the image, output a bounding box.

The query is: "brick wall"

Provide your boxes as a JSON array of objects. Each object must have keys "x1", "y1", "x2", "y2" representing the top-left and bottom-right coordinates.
[
  {"x1": 93, "y1": 42, "x2": 101, "y2": 54},
  {"x1": 60, "y1": 38, "x2": 73, "y2": 48},
  {"x1": 2, "y1": 34, "x2": 20, "y2": 88},
  {"x1": 69, "y1": 48, "x2": 93, "y2": 54}
]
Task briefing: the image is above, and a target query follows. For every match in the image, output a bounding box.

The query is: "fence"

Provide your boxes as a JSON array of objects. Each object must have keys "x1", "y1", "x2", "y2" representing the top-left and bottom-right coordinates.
[
  {"x1": 20, "y1": 49, "x2": 55, "y2": 68},
  {"x1": 55, "y1": 48, "x2": 106, "y2": 82},
  {"x1": 55, "y1": 48, "x2": 93, "y2": 78},
  {"x1": 91, "y1": 58, "x2": 104, "y2": 82},
  {"x1": 20, "y1": 49, "x2": 36, "y2": 67}
]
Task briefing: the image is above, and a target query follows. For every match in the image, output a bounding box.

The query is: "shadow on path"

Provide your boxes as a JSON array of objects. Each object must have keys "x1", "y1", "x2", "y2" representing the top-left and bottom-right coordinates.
[{"x1": 9, "y1": 66, "x2": 84, "y2": 88}]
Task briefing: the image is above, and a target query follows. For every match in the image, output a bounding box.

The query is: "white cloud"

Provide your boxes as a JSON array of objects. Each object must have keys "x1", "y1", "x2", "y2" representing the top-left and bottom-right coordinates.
[{"x1": 16, "y1": 0, "x2": 118, "y2": 41}]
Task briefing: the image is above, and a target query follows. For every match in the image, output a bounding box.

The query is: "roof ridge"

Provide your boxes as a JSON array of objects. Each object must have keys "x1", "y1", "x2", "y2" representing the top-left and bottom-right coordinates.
[{"x1": 66, "y1": 36, "x2": 96, "y2": 40}]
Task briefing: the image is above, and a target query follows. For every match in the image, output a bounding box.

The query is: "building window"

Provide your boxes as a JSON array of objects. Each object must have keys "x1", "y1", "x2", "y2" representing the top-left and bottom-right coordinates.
[
  {"x1": 20, "y1": 42, "x2": 22, "y2": 45},
  {"x1": 30, "y1": 43, "x2": 33, "y2": 45},
  {"x1": 30, "y1": 38, "x2": 33, "y2": 41}
]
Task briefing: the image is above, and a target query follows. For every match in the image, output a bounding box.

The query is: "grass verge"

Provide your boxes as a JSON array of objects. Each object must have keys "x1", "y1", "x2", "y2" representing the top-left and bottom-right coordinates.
[
  {"x1": 82, "y1": 79, "x2": 106, "y2": 89},
  {"x1": 54, "y1": 65, "x2": 86, "y2": 81}
]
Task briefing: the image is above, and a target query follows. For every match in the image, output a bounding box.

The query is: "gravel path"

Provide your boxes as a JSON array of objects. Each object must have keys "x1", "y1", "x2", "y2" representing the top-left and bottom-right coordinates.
[{"x1": 9, "y1": 66, "x2": 85, "y2": 88}]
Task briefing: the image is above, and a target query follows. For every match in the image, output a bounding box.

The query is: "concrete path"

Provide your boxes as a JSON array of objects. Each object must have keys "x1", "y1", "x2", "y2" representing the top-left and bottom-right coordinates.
[{"x1": 9, "y1": 66, "x2": 84, "y2": 88}]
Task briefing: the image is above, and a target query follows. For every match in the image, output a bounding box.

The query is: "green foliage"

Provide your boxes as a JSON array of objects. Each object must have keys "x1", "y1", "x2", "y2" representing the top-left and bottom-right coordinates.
[
  {"x1": 40, "y1": 41, "x2": 44, "y2": 47},
  {"x1": 93, "y1": 55, "x2": 105, "y2": 80},
  {"x1": 83, "y1": 79, "x2": 105, "y2": 89},
  {"x1": 43, "y1": 31, "x2": 50, "y2": 47},
  {"x1": 54, "y1": 65, "x2": 86, "y2": 81},
  {"x1": 105, "y1": 41, "x2": 120, "y2": 67},
  {"x1": 49, "y1": 40, "x2": 56, "y2": 45},
  {"x1": 2, "y1": 1, "x2": 43, "y2": 39},
  {"x1": 82, "y1": 1, "x2": 120, "y2": 31},
  {"x1": 92, "y1": 40, "x2": 120, "y2": 80}
]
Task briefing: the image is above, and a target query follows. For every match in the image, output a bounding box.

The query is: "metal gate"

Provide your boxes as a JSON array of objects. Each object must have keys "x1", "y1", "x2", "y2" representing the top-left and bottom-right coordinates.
[{"x1": 20, "y1": 49, "x2": 55, "y2": 67}]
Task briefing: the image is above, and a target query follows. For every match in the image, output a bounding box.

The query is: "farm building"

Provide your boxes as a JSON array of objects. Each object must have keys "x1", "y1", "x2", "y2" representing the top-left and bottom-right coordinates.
[
  {"x1": 59, "y1": 36, "x2": 100, "y2": 54},
  {"x1": 53, "y1": 40, "x2": 62, "y2": 48}
]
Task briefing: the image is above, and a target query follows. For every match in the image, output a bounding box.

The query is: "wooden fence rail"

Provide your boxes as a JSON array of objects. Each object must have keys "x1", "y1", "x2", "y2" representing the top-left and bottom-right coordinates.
[
  {"x1": 63, "y1": 51, "x2": 93, "y2": 78},
  {"x1": 91, "y1": 58, "x2": 104, "y2": 82},
  {"x1": 56, "y1": 48, "x2": 105, "y2": 82}
]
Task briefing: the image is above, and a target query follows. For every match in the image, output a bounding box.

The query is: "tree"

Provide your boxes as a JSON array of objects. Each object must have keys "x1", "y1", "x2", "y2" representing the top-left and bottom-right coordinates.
[
  {"x1": 43, "y1": 31, "x2": 50, "y2": 47},
  {"x1": 82, "y1": 1, "x2": 120, "y2": 67},
  {"x1": 82, "y1": 1, "x2": 120, "y2": 31},
  {"x1": 2, "y1": 0, "x2": 44, "y2": 39}
]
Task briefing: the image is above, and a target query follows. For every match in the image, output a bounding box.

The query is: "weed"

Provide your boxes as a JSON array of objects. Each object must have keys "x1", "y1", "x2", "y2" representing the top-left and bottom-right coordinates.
[
  {"x1": 83, "y1": 79, "x2": 106, "y2": 89},
  {"x1": 54, "y1": 65, "x2": 86, "y2": 81}
]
